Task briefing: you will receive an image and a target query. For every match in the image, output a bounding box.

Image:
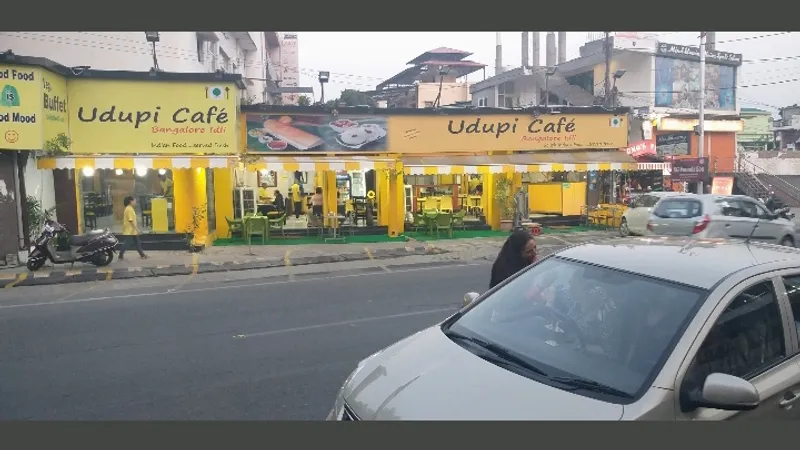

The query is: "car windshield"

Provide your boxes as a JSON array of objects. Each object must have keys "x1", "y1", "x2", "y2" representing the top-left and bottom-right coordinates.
[{"x1": 445, "y1": 257, "x2": 706, "y2": 401}]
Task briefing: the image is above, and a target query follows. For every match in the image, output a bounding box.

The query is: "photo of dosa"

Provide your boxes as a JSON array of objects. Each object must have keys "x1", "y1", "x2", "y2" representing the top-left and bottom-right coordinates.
[
  {"x1": 245, "y1": 113, "x2": 389, "y2": 153},
  {"x1": 262, "y1": 119, "x2": 324, "y2": 150}
]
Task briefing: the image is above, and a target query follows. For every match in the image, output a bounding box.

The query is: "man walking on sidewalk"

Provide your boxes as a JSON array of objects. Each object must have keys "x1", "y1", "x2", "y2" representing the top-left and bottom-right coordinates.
[{"x1": 119, "y1": 196, "x2": 148, "y2": 261}]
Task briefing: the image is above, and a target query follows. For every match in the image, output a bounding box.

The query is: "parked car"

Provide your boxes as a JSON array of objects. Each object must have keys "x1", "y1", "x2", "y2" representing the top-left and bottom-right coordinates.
[
  {"x1": 647, "y1": 194, "x2": 799, "y2": 247},
  {"x1": 619, "y1": 192, "x2": 685, "y2": 237},
  {"x1": 328, "y1": 237, "x2": 800, "y2": 420}
]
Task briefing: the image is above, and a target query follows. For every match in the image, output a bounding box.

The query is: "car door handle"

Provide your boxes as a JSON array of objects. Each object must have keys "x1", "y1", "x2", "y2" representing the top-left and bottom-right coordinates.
[
  {"x1": 724, "y1": 224, "x2": 732, "y2": 228},
  {"x1": 779, "y1": 392, "x2": 799, "y2": 409}
]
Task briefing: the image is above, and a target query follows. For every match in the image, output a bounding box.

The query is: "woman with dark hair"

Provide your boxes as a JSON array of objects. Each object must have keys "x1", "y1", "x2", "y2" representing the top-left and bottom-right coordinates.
[{"x1": 489, "y1": 230, "x2": 537, "y2": 289}]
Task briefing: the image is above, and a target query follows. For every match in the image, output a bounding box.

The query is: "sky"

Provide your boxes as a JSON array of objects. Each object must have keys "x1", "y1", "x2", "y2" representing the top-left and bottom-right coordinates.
[{"x1": 295, "y1": 32, "x2": 800, "y2": 115}]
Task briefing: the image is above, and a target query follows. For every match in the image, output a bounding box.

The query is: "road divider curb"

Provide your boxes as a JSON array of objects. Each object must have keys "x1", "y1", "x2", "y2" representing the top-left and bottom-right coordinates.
[{"x1": 0, "y1": 246, "x2": 449, "y2": 288}]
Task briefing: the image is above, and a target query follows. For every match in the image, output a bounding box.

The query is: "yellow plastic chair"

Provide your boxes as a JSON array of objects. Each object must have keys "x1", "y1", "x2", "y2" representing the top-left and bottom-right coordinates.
[{"x1": 439, "y1": 197, "x2": 454, "y2": 213}]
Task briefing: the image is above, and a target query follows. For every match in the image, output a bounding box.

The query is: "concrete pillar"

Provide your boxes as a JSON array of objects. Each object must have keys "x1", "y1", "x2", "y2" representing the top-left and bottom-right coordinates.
[
  {"x1": 531, "y1": 32, "x2": 540, "y2": 68},
  {"x1": 546, "y1": 32, "x2": 556, "y2": 67},
  {"x1": 521, "y1": 32, "x2": 529, "y2": 68},
  {"x1": 558, "y1": 32, "x2": 567, "y2": 64}
]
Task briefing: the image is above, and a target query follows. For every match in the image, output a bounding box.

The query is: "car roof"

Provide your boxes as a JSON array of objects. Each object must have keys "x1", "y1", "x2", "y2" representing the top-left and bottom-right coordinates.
[{"x1": 554, "y1": 237, "x2": 800, "y2": 290}]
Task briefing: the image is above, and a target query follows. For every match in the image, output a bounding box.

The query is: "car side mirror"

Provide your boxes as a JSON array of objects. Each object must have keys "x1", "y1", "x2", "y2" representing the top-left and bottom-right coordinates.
[
  {"x1": 463, "y1": 292, "x2": 479, "y2": 308},
  {"x1": 685, "y1": 373, "x2": 760, "y2": 412}
]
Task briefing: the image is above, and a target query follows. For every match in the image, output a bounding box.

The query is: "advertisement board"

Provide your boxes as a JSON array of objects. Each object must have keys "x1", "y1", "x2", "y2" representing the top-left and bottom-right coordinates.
[
  {"x1": 0, "y1": 64, "x2": 42, "y2": 150},
  {"x1": 670, "y1": 157, "x2": 708, "y2": 183},
  {"x1": 40, "y1": 68, "x2": 69, "y2": 146},
  {"x1": 68, "y1": 79, "x2": 239, "y2": 154},
  {"x1": 243, "y1": 112, "x2": 628, "y2": 154}
]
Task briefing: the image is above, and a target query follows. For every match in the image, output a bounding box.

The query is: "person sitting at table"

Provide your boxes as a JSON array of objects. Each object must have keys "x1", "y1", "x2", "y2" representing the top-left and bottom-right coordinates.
[
  {"x1": 474, "y1": 183, "x2": 483, "y2": 196},
  {"x1": 311, "y1": 187, "x2": 324, "y2": 216},
  {"x1": 159, "y1": 174, "x2": 173, "y2": 197},
  {"x1": 273, "y1": 190, "x2": 284, "y2": 211},
  {"x1": 258, "y1": 183, "x2": 271, "y2": 204}
]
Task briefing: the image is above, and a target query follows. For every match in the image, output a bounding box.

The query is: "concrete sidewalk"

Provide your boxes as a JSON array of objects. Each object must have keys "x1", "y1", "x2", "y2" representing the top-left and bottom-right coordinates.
[
  {"x1": 0, "y1": 229, "x2": 619, "y2": 288},
  {"x1": 0, "y1": 241, "x2": 445, "y2": 288}
]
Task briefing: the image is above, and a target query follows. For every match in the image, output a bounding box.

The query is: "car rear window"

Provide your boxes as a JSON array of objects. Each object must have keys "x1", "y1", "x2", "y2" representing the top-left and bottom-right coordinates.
[{"x1": 653, "y1": 199, "x2": 703, "y2": 219}]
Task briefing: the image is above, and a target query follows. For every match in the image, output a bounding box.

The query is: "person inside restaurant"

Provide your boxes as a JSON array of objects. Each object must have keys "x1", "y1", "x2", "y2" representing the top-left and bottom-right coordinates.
[
  {"x1": 257, "y1": 182, "x2": 278, "y2": 215},
  {"x1": 311, "y1": 187, "x2": 324, "y2": 216},
  {"x1": 159, "y1": 173, "x2": 174, "y2": 197},
  {"x1": 273, "y1": 189, "x2": 285, "y2": 213}
]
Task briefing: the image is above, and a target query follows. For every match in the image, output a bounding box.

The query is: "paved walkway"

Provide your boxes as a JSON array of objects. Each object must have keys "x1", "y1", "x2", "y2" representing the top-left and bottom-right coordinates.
[{"x1": 0, "y1": 230, "x2": 620, "y2": 287}]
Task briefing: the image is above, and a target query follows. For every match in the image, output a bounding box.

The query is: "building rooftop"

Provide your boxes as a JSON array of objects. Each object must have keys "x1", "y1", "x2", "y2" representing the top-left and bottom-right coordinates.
[
  {"x1": 0, "y1": 52, "x2": 246, "y2": 88},
  {"x1": 740, "y1": 107, "x2": 772, "y2": 116},
  {"x1": 406, "y1": 47, "x2": 473, "y2": 65},
  {"x1": 241, "y1": 104, "x2": 631, "y2": 116}
]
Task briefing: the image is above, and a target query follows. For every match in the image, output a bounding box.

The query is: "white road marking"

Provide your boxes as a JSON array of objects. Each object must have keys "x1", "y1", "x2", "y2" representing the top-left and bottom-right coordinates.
[
  {"x1": 232, "y1": 307, "x2": 455, "y2": 339},
  {"x1": 0, "y1": 262, "x2": 487, "y2": 310}
]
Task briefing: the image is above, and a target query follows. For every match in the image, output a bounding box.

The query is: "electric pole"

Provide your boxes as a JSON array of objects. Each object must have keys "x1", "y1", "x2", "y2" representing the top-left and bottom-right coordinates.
[
  {"x1": 697, "y1": 32, "x2": 706, "y2": 194},
  {"x1": 604, "y1": 32, "x2": 612, "y2": 107}
]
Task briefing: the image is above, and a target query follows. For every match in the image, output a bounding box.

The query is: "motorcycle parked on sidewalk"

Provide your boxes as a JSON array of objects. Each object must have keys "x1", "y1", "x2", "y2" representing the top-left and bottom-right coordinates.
[{"x1": 26, "y1": 220, "x2": 119, "y2": 272}]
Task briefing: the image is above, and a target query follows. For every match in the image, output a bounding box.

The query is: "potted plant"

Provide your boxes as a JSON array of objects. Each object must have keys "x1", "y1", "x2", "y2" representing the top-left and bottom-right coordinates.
[
  {"x1": 185, "y1": 204, "x2": 207, "y2": 253},
  {"x1": 494, "y1": 175, "x2": 515, "y2": 231}
]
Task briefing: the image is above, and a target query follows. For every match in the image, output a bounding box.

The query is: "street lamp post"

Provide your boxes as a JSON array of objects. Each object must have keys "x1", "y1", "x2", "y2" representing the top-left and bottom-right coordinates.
[
  {"x1": 145, "y1": 32, "x2": 160, "y2": 71},
  {"x1": 318, "y1": 71, "x2": 330, "y2": 104},
  {"x1": 612, "y1": 69, "x2": 627, "y2": 107}
]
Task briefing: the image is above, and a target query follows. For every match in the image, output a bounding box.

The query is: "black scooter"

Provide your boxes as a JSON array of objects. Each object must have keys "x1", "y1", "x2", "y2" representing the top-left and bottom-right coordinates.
[{"x1": 26, "y1": 220, "x2": 119, "y2": 271}]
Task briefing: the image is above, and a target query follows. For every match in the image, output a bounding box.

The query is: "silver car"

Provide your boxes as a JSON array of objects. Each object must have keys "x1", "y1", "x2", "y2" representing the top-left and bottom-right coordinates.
[
  {"x1": 620, "y1": 192, "x2": 687, "y2": 237},
  {"x1": 647, "y1": 194, "x2": 798, "y2": 247},
  {"x1": 329, "y1": 237, "x2": 800, "y2": 420}
]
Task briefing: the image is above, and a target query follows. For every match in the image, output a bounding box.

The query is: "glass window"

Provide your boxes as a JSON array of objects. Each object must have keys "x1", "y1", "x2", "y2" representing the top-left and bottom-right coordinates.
[
  {"x1": 684, "y1": 281, "x2": 786, "y2": 389},
  {"x1": 77, "y1": 168, "x2": 176, "y2": 234},
  {"x1": 653, "y1": 199, "x2": 703, "y2": 219},
  {"x1": 781, "y1": 275, "x2": 800, "y2": 342},
  {"x1": 446, "y1": 258, "x2": 706, "y2": 399},
  {"x1": 716, "y1": 199, "x2": 746, "y2": 217}
]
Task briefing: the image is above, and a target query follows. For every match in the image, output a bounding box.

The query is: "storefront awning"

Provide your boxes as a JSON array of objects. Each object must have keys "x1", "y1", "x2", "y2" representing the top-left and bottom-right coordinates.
[
  {"x1": 245, "y1": 156, "x2": 396, "y2": 172},
  {"x1": 402, "y1": 151, "x2": 637, "y2": 175},
  {"x1": 36, "y1": 156, "x2": 237, "y2": 170}
]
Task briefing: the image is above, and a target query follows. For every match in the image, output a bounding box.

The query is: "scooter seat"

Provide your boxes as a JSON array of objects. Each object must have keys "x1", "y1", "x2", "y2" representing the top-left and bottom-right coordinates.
[{"x1": 69, "y1": 229, "x2": 106, "y2": 247}]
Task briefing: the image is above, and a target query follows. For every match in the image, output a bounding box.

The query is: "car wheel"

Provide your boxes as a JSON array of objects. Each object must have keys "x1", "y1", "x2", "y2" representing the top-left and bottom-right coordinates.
[
  {"x1": 619, "y1": 218, "x2": 631, "y2": 237},
  {"x1": 780, "y1": 236, "x2": 795, "y2": 247}
]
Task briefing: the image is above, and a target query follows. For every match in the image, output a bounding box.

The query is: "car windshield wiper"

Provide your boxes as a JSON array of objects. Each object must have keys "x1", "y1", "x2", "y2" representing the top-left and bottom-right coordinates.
[
  {"x1": 548, "y1": 376, "x2": 633, "y2": 398},
  {"x1": 444, "y1": 330, "x2": 549, "y2": 377}
]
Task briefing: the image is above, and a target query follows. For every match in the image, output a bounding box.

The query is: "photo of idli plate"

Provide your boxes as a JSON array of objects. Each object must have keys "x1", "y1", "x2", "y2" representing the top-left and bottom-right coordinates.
[{"x1": 335, "y1": 124, "x2": 387, "y2": 149}]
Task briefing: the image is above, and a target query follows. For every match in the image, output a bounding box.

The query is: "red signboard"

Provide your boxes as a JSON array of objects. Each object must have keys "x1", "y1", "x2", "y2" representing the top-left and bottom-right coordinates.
[{"x1": 622, "y1": 139, "x2": 656, "y2": 158}]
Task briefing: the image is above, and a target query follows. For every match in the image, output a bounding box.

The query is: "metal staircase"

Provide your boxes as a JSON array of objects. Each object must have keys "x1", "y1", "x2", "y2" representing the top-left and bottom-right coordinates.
[{"x1": 737, "y1": 158, "x2": 800, "y2": 207}]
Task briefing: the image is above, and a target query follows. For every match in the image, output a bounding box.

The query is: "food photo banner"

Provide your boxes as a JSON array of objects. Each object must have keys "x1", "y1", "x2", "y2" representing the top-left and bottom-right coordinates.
[{"x1": 244, "y1": 113, "x2": 629, "y2": 154}]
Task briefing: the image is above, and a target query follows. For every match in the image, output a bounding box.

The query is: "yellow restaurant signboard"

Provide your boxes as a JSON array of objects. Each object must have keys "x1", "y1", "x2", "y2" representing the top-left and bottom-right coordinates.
[
  {"x1": 388, "y1": 113, "x2": 628, "y2": 153},
  {"x1": 0, "y1": 64, "x2": 42, "y2": 150},
  {"x1": 68, "y1": 79, "x2": 238, "y2": 154},
  {"x1": 40, "y1": 68, "x2": 69, "y2": 145}
]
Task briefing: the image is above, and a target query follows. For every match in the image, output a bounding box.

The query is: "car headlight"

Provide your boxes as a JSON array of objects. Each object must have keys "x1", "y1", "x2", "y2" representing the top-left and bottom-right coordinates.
[{"x1": 330, "y1": 349, "x2": 384, "y2": 419}]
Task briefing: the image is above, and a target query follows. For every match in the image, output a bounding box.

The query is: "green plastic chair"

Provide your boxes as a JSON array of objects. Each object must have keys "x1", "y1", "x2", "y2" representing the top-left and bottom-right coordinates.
[
  {"x1": 268, "y1": 213, "x2": 287, "y2": 239},
  {"x1": 410, "y1": 213, "x2": 427, "y2": 233},
  {"x1": 244, "y1": 216, "x2": 268, "y2": 245},
  {"x1": 452, "y1": 210, "x2": 467, "y2": 231},
  {"x1": 435, "y1": 213, "x2": 454, "y2": 238},
  {"x1": 423, "y1": 211, "x2": 439, "y2": 235},
  {"x1": 225, "y1": 217, "x2": 244, "y2": 239}
]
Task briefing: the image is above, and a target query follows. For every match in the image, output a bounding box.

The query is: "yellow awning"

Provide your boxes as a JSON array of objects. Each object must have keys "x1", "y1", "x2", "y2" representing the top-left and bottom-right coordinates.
[
  {"x1": 37, "y1": 156, "x2": 237, "y2": 170},
  {"x1": 245, "y1": 156, "x2": 396, "y2": 172},
  {"x1": 402, "y1": 151, "x2": 637, "y2": 175}
]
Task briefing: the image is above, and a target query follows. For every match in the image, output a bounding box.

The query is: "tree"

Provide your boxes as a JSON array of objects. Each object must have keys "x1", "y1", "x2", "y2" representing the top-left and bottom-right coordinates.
[
  {"x1": 329, "y1": 89, "x2": 376, "y2": 107},
  {"x1": 297, "y1": 95, "x2": 311, "y2": 106}
]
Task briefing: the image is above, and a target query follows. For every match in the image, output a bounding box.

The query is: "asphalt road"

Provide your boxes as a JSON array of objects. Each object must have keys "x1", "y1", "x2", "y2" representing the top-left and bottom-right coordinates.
[{"x1": 0, "y1": 260, "x2": 492, "y2": 420}]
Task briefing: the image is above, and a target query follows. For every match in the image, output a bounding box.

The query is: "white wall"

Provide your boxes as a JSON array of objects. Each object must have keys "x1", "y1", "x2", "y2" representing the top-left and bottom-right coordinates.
[
  {"x1": 471, "y1": 86, "x2": 496, "y2": 107},
  {"x1": 514, "y1": 76, "x2": 538, "y2": 106},
  {"x1": 279, "y1": 33, "x2": 300, "y2": 105},
  {"x1": 610, "y1": 52, "x2": 653, "y2": 108},
  {"x1": 23, "y1": 157, "x2": 56, "y2": 220},
  {"x1": 743, "y1": 152, "x2": 800, "y2": 175}
]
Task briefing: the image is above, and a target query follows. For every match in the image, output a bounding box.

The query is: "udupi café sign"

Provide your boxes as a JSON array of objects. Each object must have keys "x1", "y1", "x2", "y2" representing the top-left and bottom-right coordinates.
[
  {"x1": 67, "y1": 78, "x2": 239, "y2": 154},
  {"x1": 243, "y1": 111, "x2": 630, "y2": 154}
]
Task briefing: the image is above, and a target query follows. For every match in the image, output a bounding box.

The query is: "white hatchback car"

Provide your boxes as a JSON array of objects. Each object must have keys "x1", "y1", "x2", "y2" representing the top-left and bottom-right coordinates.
[{"x1": 619, "y1": 192, "x2": 687, "y2": 237}]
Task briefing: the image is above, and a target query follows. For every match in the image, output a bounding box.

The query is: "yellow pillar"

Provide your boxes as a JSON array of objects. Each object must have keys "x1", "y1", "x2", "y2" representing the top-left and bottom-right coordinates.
[
  {"x1": 377, "y1": 168, "x2": 390, "y2": 226},
  {"x1": 323, "y1": 170, "x2": 337, "y2": 217},
  {"x1": 191, "y1": 168, "x2": 209, "y2": 247},
  {"x1": 483, "y1": 173, "x2": 501, "y2": 230},
  {"x1": 388, "y1": 162, "x2": 405, "y2": 237},
  {"x1": 173, "y1": 169, "x2": 192, "y2": 234},
  {"x1": 214, "y1": 167, "x2": 234, "y2": 239}
]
